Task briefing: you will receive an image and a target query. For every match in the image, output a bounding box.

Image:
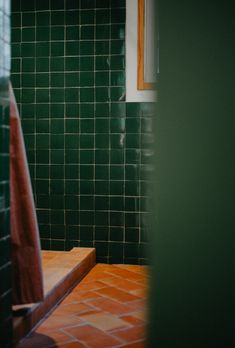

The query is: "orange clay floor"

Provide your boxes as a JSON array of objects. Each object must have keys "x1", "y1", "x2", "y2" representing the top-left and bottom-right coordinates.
[{"x1": 16, "y1": 264, "x2": 149, "y2": 348}]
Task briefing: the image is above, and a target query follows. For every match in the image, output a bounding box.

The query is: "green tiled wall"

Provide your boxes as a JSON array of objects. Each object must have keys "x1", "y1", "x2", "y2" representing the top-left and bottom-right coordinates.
[
  {"x1": 11, "y1": 0, "x2": 154, "y2": 264},
  {"x1": 0, "y1": 1, "x2": 12, "y2": 347}
]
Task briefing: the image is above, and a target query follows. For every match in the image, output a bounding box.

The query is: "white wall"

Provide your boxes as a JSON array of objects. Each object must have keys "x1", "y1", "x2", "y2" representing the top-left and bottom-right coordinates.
[{"x1": 126, "y1": 0, "x2": 156, "y2": 102}]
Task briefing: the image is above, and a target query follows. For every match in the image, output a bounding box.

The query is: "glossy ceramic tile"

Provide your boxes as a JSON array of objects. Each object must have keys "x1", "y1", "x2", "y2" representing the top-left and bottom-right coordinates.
[
  {"x1": 16, "y1": 264, "x2": 148, "y2": 348},
  {"x1": 11, "y1": 0, "x2": 155, "y2": 264}
]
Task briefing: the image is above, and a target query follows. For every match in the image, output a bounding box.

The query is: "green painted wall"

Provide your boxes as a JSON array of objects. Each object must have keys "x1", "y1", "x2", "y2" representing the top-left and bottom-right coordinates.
[
  {"x1": 148, "y1": 1, "x2": 235, "y2": 347},
  {"x1": 0, "y1": 1, "x2": 12, "y2": 347},
  {"x1": 11, "y1": 0, "x2": 154, "y2": 264}
]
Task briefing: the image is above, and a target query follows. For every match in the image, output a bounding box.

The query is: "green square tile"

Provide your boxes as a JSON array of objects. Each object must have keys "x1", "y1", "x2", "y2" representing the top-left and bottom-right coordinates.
[
  {"x1": 95, "y1": 103, "x2": 109, "y2": 117},
  {"x1": 51, "y1": 211, "x2": 64, "y2": 225},
  {"x1": 80, "y1": 72, "x2": 94, "y2": 87},
  {"x1": 65, "y1": 88, "x2": 79, "y2": 102},
  {"x1": 125, "y1": 181, "x2": 139, "y2": 196},
  {"x1": 51, "y1": 42, "x2": 64, "y2": 56},
  {"x1": 111, "y1": 40, "x2": 125, "y2": 54},
  {"x1": 110, "y1": 134, "x2": 125, "y2": 148},
  {"x1": 65, "y1": 149, "x2": 79, "y2": 164},
  {"x1": 65, "y1": 165, "x2": 79, "y2": 179},
  {"x1": 80, "y1": 41, "x2": 94, "y2": 56},
  {"x1": 50, "y1": 103, "x2": 64, "y2": 118},
  {"x1": 126, "y1": 118, "x2": 140, "y2": 133},
  {"x1": 36, "y1": 42, "x2": 50, "y2": 56},
  {"x1": 65, "y1": 103, "x2": 79, "y2": 118},
  {"x1": 95, "y1": 165, "x2": 109, "y2": 180},
  {"x1": 50, "y1": 88, "x2": 64, "y2": 103},
  {"x1": 95, "y1": 87, "x2": 109, "y2": 102},
  {"x1": 35, "y1": 104, "x2": 49, "y2": 118},
  {"x1": 95, "y1": 226, "x2": 109, "y2": 241},
  {"x1": 51, "y1": 11, "x2": 65, "y2": 26},
  {"x1": 66, "y1": 119, "x2": 79, "y2": 133},
  {"x1": 80, "y1": 56, "x2": 94, "y2": 71},
  {"x1": 126, "y1": 134, "x2": 140, "y2": 148},
  {"x1": 50, "y1": 57, "x2": 64, "y2": 71},
  {"x1": 96, "y1": 56, "x2": 109, "y2": 70},
  {"x1": 36, "y1": 88, "x2": 50, "y2": 103},
  {"x1": 80, "y1": 226, "x2": 93, "y2": 241},
  {"x1": 36, "y1": 134, "x2": 50, "y2": 149},
  {"x1": 95, "y1": 71, "x2": 109, "y2": 86},
  {"x1": 96, "y1": 10, "x2": 110, "y2": 24},
  {"x1": 110, "y1": 227, "x2": 124, "y2": 241},
  {"x1": 110, "y1": 197, "x2": 124, "y2": 211},
  {"x1": 110, "y1": 181, "x2": 124, "y2": 195},
  {"x1": 80, "y1": 104, "x2": 94, "y2": 118},
  {"x1": 81, "y1": 26, "x2": 95, "y2": 40},
  {"x1": 66, "y1": 26, "x2": 80, "y2": 40},
  {"x1": 80, "y1": 150, "x2": 94, "y2": 164},
  {"x1": 65, "y1": 10, "x2": 79, "y2": 25},
  {"x1": 21, "y1": 89, "x2": 35, "y2": 103},
  {"x1": 95, "y1": 180, "x2": 109, "y2": 195},
  {"x1": 36, "y1": 165, "x2": 49, "y2": 179},
  {"x1": 125, "y1": 213, "x2": 140, "y2": 228},
  {"x1": 95, "y1": 119, "x2": 109, "y2": 133},
  {"x1": 80, "y1": 10, "x2": 95, "y2": 25},
  {"x1": 80, "y1": 165, "x2": 94, "y2": 180},
  {"x1": 95, "y1": 196, "x2": 109, "y2": 211},
  {"x1": 12, "y1": 13, "x2": 21, "y2": 28},
  {"x1": 126, "y1": 103, "x2": 142, "y2": 117},
  {"x1": 51, "y1": 72, "x2": 64, "y2": 87},
  {"x1": 65, "y1": 134, "x2": 79, "y2": 148},
  {"x1": 21, "y1": 43, "x2": 35, "y2": 57},
  {"x1": 125, "y1": 228, "x2": 139, "y2": 242},
  {"x1": 22, "y1": 28, "x2": 35, "y2": 42},
  {"x1": 65, "y1": 72, "x2": 79, "y2": 87},
  {"x1": 36, "y1": 150, "x2": 49, "y2": 164},
  {"x1": 80, "y1": 88, "x2": 94, "y2": 102},
  {"x1": 36, "y1": 73, "x2": 49, "y2": 87},
  {"x1": 65, "y1": 194, "x2": 79, "y2": 209},
  {"x1": 51, "y1": 165, "x2": 64, "y2": 179},
  {"x1": 80, "y1": 195, "x2": 94, "y2": 210},
  {"x1": 95, "y1": 134, "x2": 109, "y2": 148},
  {"x1": 80, "y1": 180, "x2": 94, "y2": 195},
  {"x1": 111, "y1": 71, "x2": 125, "y2": 86},
  {"x1": 80, "y1": 0, "x2": 95, "y2": 9},
  {"x1": 65, "y1": 180, "x2": 79, "y2": 194},
  {"x1": 80, "y1": 119, "x2": 94, "y2": 133},
  {"x1": 51, "y1": 26, "x2": 65, "y2": 40},
  {"x1": 35, "y1": 0, "x2": 50, "y2": 11},
  {"x1": 110, "y1": 102, "x2": 126, "y2": 117},
  {"x1": 110, "y1": 212, "x2": 124, "y2": 226},
  {"x1": 51, "y1": 119, "x2": 64, "y2": 133},
  {"x1": 110, "y1": 165, "x2": 124, "y2": 180},
  {"x1": 110, "y1": 149, "x2": 124, "y2": 164},
  {"x1": 110, "y1": 118, "x2": 125, "y2": 133},
  {"x1": 125, "y1": 165, "x2": 140, "y2": 180},
  {"x1": 110, "y1": 87, "x2": 125, "y2": 101},
  {"x1": 21, "y1": 74, "x2": 35, "y2": 88},
  {"x1": 12, "y1": 43, "x2": 21, "y2": 57},
  {"x1": 50, "y1": 149, "x2": 64, "y2": 164},
  {"x1": 66, "y1": 57, "x2": 79, "y2": 71},
  {"x1": 111, "y1": 24, "x2": 125, "y2": 39},
  {"x1": 12, "y1": 58, "x2": 21, "y2": 72},
  {"x1": 110, "y1": 56, "x2": 125, "y2": 70},
  {"x1": 80, "y1": 211, "x2": 94, "y2": 226},
  {"x1": 94, "y1": 212, "x2": 109, "y2": 226},
  {"x1": 65, "y1": 210, "x2": 79, "y2": 225},
  {"x1": 36, "y1": 57, "x2": 49, "y2": 72},
  {"x1": 51, "y1": 134, "x2": 64, "y2": 149},
  {"x1": 80, "y1": 134, "x2": 94, "y2": 149},
  {"x1": 66, "y1": 41, "x2": 80, "y2": 56},
  {"x1": 36, "y1": 11, "x2": 50, "y2": 26},
  {"x1": 22, "y1": 12, "x2": 35, "y2": 27},
  {"x1": 95, "y1": 149, "x2": 109, "y2": 164},
  {"x1": 111, "y1": 8, "x2": 125, "y2": 23},
  {"x1": 36, "y1": 119, "x2": 49, "y2": 133},
  {"x1": 36, "y1": 27, "x2": 50, "y2": 41},
  {"x1": 96, "y1": 27, "x2": 110, "y2": 41},
  {"x1": 109, "y1": 243, "x2": 124, "y2": 258}
]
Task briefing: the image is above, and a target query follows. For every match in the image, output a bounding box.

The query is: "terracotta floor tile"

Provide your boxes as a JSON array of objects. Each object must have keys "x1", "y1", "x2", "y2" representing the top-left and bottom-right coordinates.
[
  {"x1": 76, "y1": 280, "x2": 106, "y2": 292},
  {"x1": 52, "y1": 302, "x2": 92, "y2": 316},
  {"x1": 118, "y1": 341, "x2": 146, "y2": 348},
  {"x1": 57, "y1": 342, "x2": 87, "y2": 348},
  {"x1": 106, "y1": 268, "x2": 144, "y2": 282},
  {"x1": 80, "y1": 312, "x2": 130, "y2": 331},
  {"x1": 130, "y1": 288, "x2": 148, "y2": 298},
  {"x1": 37, "y1": 315, "x2": 83, "y2": 333},
  {"x1": 16, "y1": 332, "x2": 63, "y2": 348},
  {"x1": 112, "y1": 326, "x2": 146, "y2": 343},
  {"x1": 64, "y1": 324, "x2": 122, "y2": 348},
  {"x1": 62, "y1": 290, "x2": 103, "y2": 303},
  {"x1": 88, "y1": 297, "x2": 133, "y2": 315},
  {"x1": 99, "y1": 278, "x2": 144, "y2": 292},
  {"x1": 120, "y1": 315, "x2": 145, "y2": 326},
  {"x1": 95, "y1": 286, "x2": 141, "y2": 303}
]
